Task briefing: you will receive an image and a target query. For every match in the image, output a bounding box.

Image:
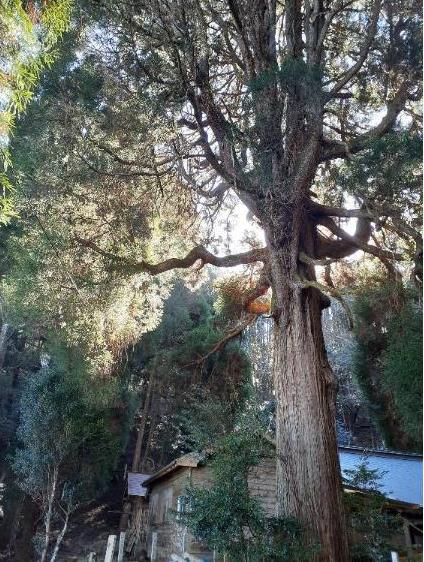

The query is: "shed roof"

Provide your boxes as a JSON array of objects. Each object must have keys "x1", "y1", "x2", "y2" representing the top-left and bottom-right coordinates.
[
  {"x1": 339, "y1": 446, "x2": 423, "y2": 506},
  {"x1": 143, "y1": 452, "x2": 204, "y2": 487},
  {"x1": 144, "y1": 446, "x2": 423, "y2": 508}
]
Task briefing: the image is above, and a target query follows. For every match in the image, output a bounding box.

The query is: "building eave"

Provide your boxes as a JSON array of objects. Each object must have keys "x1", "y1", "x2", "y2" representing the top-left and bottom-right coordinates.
[
  {"x1": 344, "y1": 485, "x2": 423, "y2": 513},
  {"x1": 143, "y1": 452, "x2": 205, "y2": 487},
  {"x1": 339, "y1": 445, "x2": 423, "y2": 461}
]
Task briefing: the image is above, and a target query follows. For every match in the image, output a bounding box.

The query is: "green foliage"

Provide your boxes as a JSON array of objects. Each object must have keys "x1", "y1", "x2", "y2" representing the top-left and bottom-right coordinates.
[
  {"x1": 317, "y1": 131, "x2": 422, "y2": 280},
  {"x1": 177, "y1": 394, "x2": 236, "y2": 452},
  {"x1": 382, "y1": 304, "x2": 423, "y2": 442},
  {"x1": 128, "y1": 281, "x2": 252, "y2": 469},
  {"x1": 344, "y1": 132, "x2": 421, "y2": 202},
  {"x1": 343, "y1": 461, "x2": 402, "y2": 561},
  {"x1": 2, "y1": 31, "x2": 197, "y2": 376},
  {"x1": 353, "y1": 279, "x2": 422, "y2": 450},
  {"x1": 181, "y1": 412, "x2": 315, "y2": 562},
  {"x1": 8, "y1": 343, "x2": 134, "y2": 558},
  {"x1": 13, "y1": 346, "x2": 130, "y2": 500},
  {"x1": 0, "y1": 0, "x2": 73, "y2": 222},
  {"x1": 247, "y1": 59, "x2": 321, "y2": 96}
]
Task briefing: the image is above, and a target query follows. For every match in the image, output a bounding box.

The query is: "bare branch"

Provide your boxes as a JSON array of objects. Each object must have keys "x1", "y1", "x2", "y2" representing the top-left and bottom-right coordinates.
[
  {"x1": 185, "y1": 262, "x2": 271, "y2": 366},
  {"x1": 187, "y1": 313, "x2": 256, "y2": 366},
  {"x1": 76, "y1": 152, "x2": 172, "y2": 178},
  {"x1": 370, "y1": 233, "x2": 402, "y2": 282},
  {"x1": 298, "y1": 252, "x2": 338, "y2": 267},
  {"x1": 309, "y1": 201, "x2": 375, "y2": 218}
]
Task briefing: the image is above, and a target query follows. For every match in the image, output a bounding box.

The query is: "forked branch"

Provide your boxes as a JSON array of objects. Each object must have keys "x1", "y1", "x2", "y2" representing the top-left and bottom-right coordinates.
[
  {"x1": 321, "y1": 81, "x2": 411, "y2": 161},
  {"x1": 318, "y1": 216, "x2": 403, "y2": 261},
  {"x1": 326, "y1": 0, "x2": 381, "y2": 97}
]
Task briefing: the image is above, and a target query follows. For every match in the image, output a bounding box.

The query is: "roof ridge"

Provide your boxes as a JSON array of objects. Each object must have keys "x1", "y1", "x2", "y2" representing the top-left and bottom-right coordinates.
[{"x1": 339, "y1": 445, "x2": 423, "y2": 459}]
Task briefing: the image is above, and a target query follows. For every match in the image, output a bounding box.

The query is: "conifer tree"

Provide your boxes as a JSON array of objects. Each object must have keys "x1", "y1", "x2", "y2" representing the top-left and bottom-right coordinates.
[{"x1": 75, "y1": 2, "x2": 420, "y2": 558}]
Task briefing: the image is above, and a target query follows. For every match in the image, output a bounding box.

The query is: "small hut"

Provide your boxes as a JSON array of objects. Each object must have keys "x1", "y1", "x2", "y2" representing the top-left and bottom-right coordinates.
[{"x1": 134, "y1": 447, "x2": 422, "y2": 562}]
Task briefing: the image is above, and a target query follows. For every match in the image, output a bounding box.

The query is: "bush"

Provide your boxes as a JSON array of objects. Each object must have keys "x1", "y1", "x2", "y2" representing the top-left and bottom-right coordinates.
[
  {"x1": 343, "y1": 461, "x2": 402, "y2": 561},
  {"x1": 180, "y1": 411, "x2": 315, "y2": 562}
]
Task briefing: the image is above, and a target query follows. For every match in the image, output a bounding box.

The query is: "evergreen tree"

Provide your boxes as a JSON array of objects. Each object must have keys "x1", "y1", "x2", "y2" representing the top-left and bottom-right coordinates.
[
  {"x1": 73, "y1": 3, "x2": 420, "y2": 557},
  {"x1": 353, "y1": 276, "x2": 422, "y2": 450},
  {"x1": 0, "y1": 0, "x2": 72, "y2": 221},
  {"x1": 127, "y1": 280, "x2": 251, "y2": 472},
  {"x1": 2, "y1": 1, "x2": 421, "y2": 559}
]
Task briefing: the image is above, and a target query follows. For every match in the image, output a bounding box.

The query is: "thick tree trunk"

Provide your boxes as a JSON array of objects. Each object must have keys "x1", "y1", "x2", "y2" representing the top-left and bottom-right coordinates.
[{"x1": 270, "y1": 238, "x2": 350, "y2": 561}]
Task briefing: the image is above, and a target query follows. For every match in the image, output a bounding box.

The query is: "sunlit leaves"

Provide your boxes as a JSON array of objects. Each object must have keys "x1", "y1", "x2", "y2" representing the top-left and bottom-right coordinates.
[{"x1": 0, "y1": 0, "x2": 72, "y2": 222}]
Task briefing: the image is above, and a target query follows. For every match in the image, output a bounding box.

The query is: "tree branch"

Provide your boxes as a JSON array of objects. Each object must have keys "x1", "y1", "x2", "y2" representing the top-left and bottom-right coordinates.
[
  {"x1": 298, "y1": 252, "x2": 338, "y2": 267},
  {"x1": 321, "y1": 81, "x2": 411, "y2": 161},
  {"x1": 309, "y1": 201, "x2": 389, "y2": 219},
  {"x1": 296, "y1": 274, "x2": 354, "y2": 329},
  {"x1": 187, "y1": 313, "x2": 257, "y2": 366},
  {"x1": 319, "y1": 216, "x2": 403, "y2": 261},
  {"x1": 326, "y1": 0, "x2": 381, "y2": 98},
  {"x1": 75, "y1": 238, "x2": 268, "y2": 275},
  {"x1": 313, "y1": 1, "x2": 357, "y2": 63},
  {"x1": 316, "y1": 213, "x2": 373, "y2": 259},
  {"x1": 76, "y1": 152, "x2": 172, "y2": 178}
]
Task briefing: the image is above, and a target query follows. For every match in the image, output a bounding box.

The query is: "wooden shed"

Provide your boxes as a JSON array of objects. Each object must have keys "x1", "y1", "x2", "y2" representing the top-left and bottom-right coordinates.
[{"x1": 136, "y1": 448, "x2": 422, "y2": 562}]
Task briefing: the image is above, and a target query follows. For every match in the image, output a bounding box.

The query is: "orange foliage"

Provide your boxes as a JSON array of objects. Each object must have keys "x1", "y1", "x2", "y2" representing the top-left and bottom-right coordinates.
[{"x1": 246, "y1": 300, "x2": 271, "y2": 315}]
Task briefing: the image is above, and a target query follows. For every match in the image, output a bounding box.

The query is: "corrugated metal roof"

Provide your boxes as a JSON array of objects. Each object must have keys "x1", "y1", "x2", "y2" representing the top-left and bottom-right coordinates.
[
  {"x1": 127, "y1": 472, "x2": 150, "y2": 497},
  {"x1": 144, "y1": 446, "x2": 423, "y2": 507},
  {"x1": 339, "y1": 447, "x2": 423, "y2": 506}
]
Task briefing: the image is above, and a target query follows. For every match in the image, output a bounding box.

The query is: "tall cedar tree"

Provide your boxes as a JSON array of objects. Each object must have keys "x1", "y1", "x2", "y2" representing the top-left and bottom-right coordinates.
[{"x1": 43, "y1": 1, "x2": 421, "y2": 559}]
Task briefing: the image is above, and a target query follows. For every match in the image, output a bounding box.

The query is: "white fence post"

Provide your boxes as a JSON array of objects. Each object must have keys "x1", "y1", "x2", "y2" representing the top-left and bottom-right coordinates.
[
  {"x1": 117, "y1": 531, "x2": 126, "y2": 562},
  {"x1": 104, "y1": 534, "x2": 117, "y2": 562},
  {"x1": 390, "y1": 552, "x2": 399, "y2": 562}
]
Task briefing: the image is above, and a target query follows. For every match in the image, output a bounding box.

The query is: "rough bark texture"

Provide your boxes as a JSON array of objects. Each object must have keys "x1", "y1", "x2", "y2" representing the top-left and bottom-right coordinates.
[
  {"x1": 273, "y1": 278, "x2": 348, "y2": 559},
  {"x1": 268, "y1": 208, "x2": 350, "y2": 561}
]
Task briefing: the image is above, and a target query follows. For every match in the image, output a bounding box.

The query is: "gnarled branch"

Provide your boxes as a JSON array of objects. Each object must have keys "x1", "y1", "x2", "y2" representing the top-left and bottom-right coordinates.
[
  {"x1": 321, "y1": 81, "x2": 411, "y2": 161},
  {"x1": 75, "y1": 237, "x2": 268, "y2": 275},
  {"x1": 316, "y1": 214, "x2": 373, "y2": 259},
  {"x1": 318, "y1": 216, "x2": 403, "y2": 261}
]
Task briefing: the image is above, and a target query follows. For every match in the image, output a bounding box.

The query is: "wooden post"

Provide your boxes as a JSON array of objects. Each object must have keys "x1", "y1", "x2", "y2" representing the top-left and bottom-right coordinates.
[
  {"x1": 150, "y1": 531, "x2": 157, "y2": 561},
  {"x1": 104, "y1": 535, "x2": 117, "y2": 562},
  {"x1": 403, "y1": 520, "x2": 413, "y2": 560},
  {"x1": 117, "y1": 531, "x2": 126, "y2": 562},
  {"x1": 119, "y1": 500, "x2": 131, "y2": 532}
]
